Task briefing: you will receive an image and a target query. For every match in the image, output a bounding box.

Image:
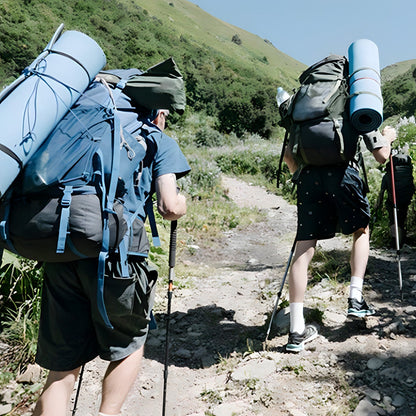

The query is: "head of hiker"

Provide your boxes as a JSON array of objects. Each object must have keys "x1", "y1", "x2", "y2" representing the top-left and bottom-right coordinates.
[
  {"x1": 31, "y1": 59, "x2": 190, "y2": 416},
  {"x1": 277, "y1": 50, "x2": 397, "y2": 353},
  {"x1": 152, "y1": 109, "x2": 170, "y2": 131}
]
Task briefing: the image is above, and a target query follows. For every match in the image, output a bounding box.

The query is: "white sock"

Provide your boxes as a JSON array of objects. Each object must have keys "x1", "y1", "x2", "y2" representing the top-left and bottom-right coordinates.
[
  {"x1": 98, "y1": 413, "x2": 121, "y2": 416},
  {"x1": 349, "y1": 276, "x2": 363, "y2": 301},
  {"x1": 290, "y1": 302, "x2": 305, "y2": 334}
]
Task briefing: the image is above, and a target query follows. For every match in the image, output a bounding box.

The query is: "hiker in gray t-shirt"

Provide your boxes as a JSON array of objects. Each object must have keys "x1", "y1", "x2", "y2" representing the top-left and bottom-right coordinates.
[{"x1": 283, "y1": 126, "x2": 396, "y2": 353}]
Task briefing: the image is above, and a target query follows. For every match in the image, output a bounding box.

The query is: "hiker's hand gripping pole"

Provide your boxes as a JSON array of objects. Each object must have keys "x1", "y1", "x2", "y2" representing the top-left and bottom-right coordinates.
[
  {"x1": 389, "y1": 154, "x2": 404, "y2": 301},
  {"x1": 265, "y1": 239, "x2": 297, "y2": 342},
  {"x1": 162, "y1": 220, "x2": 177, "y2": 416}
]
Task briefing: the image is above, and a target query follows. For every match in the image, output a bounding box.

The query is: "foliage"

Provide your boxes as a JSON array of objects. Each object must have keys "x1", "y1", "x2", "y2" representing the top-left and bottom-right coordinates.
[
  {"x1": 168, "y1": 119, "x2": 267, "y2": 243},
  {"x1": 305, "y1": 308, "x2": 325, "y2": 326},
  {"x1": 381, "y1": 59, "x2": 416, "y2": 82},
  {"x1": 0, "y1": 255, "x2": 43, "y2": 370},
  {"x1": 0, "y1": 255, "x2": 43, "y2": 316},
  {"x1": 195, "y1": 125, "x2": 223, "y2": 148},
  {"x1": 383, "y1": 66, "x2": 416, "y2": 118},
  {"x1": 214, "y1": 135, "x2": 280, "y2": 181},
  {"x1": 309, "y1": 248, "x2": 350, "y2": 285},
  {"x1": 0, "y1": 0, "x2": 298, "y2": 140}
]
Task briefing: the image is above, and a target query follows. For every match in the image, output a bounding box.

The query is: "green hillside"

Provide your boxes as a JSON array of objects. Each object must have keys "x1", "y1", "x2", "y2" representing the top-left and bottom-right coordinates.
[
  {"x1": 132, "y1": 0, "x2": 305, "y2": 85},
  {"x1": 0, "y1": 0, "x2": 305, "y2": 139},
  {"x1": 381, "y1": 59, "x2": 416, "y2": 82},
  {"x1": 382, "y1": 61, "x2": 416, "y2": 119}
]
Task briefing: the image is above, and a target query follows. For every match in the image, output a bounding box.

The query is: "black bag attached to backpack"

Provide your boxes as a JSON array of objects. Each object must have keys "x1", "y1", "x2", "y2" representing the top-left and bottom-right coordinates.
[
  {"x1": 385, "y1": 154, "x2": 415, "y2": 206},
  {"x1": 279, "y1": 55, "x2": 360, "y2": 167}
]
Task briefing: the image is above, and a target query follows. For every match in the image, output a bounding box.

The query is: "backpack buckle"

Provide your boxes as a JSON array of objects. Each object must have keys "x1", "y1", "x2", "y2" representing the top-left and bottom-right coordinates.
[{"x1": 60, "y1": 186, "x2": 73, "y2": 207}]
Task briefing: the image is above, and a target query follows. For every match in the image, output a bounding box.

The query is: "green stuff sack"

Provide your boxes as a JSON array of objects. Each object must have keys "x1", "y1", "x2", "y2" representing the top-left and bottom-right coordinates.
[
  {"x1": 279, "y1": 55, "x2": 359, "y2": 167},
  {"x1": 99, "y1": 58, "x2": 186, "y2": 114}
]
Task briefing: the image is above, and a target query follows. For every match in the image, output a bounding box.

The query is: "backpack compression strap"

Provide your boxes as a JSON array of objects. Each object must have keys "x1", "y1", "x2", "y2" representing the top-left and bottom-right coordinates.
[
  {"x1": 145, "y1": 199, "x2": 161, "y2": 247},
  {"x1": 57, "y1": 186, "x2": 75, "y2": 253},
  {"x1": 96, "y1": 78, "x2": 129, "y2": 329},
  {"x1": 117, "y1": 196, "x2": 154, "y2": 278}
]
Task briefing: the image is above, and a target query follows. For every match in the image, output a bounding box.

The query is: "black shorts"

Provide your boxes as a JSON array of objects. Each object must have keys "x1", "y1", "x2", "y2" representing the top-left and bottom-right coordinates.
[
  {"x1": 35, "y1": 258, "x2": 158, "y2": 371},
  {"x1": 295, "y1": 165, "x2": 370, "y2": 241}
]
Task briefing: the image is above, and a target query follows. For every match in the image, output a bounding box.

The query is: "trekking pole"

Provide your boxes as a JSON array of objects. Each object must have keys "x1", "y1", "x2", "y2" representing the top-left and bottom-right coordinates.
[
  {"x1": 162, "y1": 220, "x2": 177, "y2": 416},
  {"x1": 71, "y1": 364, "x2": 85, "y2": 416},
  {"x1": 276, "y1": 131, "x2": 289, "y2": 188},
  {"x1": 389, "y1": 154, "x2": 404, "y2": 301},
  {"x1": 265, "y1": 238, "x2": 297, "y2": 342}
]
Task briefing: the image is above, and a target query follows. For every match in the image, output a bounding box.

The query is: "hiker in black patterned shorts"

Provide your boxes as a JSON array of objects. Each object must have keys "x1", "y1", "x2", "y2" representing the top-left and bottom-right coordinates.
[{"x1": 283, "y1": 126, "x2": 396, "y2": 352}]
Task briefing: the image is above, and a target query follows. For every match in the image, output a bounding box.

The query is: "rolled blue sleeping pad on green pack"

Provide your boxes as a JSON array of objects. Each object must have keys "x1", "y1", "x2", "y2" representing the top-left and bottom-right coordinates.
[
  {"x1": 348, "y1": 39, "x2": 383, "y2": 133},
  {"x1": 0, "y1": 24, "x2": 106, "y2": 198}
]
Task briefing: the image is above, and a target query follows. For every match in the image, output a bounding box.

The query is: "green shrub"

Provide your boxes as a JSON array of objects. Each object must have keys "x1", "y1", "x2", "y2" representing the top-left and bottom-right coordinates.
[
  {"x1": 0, "y1": 254, "x2": 43, "y2": 314},
  {"x1": 0, "y1": 254, "x2": 43, "y2": 370},
  {"x1": 195, "y1": 126, "x2": 223, "y2": 147},
  {"x1": 179, "y1": 157, "x2": 222, "y2": 199}
]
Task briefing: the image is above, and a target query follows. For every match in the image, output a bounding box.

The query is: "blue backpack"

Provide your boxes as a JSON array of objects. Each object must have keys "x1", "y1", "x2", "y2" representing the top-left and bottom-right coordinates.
[{"x1": 0, "y1": 71, "x2": 163, "y2": 328}]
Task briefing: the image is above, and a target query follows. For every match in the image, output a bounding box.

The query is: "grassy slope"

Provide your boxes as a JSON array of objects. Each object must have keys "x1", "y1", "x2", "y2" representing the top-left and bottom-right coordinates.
[
  {"x1": 133, "y1": 0, "x2": 305, "y2": 87},
  {"x1": 0, "y1": 0, "x2": 304, "y2": 97},
  {"x1": 381, "y1": 59, "x2": 416, "y2": 82}
]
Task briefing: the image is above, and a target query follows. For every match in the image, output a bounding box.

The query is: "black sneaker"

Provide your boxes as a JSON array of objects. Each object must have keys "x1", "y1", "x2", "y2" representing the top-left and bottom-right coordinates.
[
  {"x1": 286, "y1": 325, "x2": 318, "y2": 353},
  {"x1": 347, "y1": 297, "x2": 375, "y2": 318}
]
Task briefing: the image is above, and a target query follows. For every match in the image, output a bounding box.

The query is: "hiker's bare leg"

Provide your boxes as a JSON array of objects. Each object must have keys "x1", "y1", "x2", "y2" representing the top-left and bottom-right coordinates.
[
  {"x1": 99, "y1": 346, "x2": 144, "y2": 414},
  {"x1": 348, "y1": 226, "x2": 370, "y2": 300},
  {"x1": 32, "y1": 367, "x2": 81, "y2": 416},
  {"x1": 289, "y1": 239, "x2": 317, "y2": 302},
  {"x1": 350, "y1": 226, "x2": 369, "y2": 279}
]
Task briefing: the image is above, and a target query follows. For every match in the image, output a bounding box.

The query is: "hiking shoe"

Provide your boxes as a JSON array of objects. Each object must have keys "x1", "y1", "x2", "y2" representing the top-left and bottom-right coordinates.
[
  {"x1": 347, "y1": 297, "x2": 375, "y2": 318},
  {"x1": 286, "y1": 325, "x2": 318, "y2": 353}
]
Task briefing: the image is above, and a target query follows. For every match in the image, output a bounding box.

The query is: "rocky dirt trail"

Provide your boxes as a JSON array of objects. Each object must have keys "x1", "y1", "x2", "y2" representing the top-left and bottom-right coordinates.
[{"x1": 72, "y1": 176, "x2": 416, "y2": 416}]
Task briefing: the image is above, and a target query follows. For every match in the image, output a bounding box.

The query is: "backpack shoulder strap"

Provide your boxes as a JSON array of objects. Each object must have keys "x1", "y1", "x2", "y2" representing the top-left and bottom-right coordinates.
[{"x1": 96, "y1": 77, "x2": 129, "y2": 329}]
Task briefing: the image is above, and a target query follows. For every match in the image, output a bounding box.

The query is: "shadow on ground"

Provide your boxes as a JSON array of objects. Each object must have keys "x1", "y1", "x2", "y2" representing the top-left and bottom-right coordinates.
[{"x1": 145, "y1": 304, "x2": 266, "y2": 369}]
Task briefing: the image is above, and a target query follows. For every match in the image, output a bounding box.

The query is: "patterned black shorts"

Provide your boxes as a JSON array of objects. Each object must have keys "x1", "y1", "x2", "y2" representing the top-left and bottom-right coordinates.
[{"x1": 295, "y1": 165, "x2": 370, "y2": 241}]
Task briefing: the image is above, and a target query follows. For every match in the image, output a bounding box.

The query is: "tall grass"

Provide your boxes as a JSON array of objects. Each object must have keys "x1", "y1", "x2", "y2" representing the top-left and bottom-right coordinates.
[{"x1": 0, "y1": 254, "x2": 43, "y2": 374}]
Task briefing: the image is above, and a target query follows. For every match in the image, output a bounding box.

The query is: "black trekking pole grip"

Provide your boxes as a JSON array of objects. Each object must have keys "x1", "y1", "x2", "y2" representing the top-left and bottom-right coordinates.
[{"x1": 169, "y1": 220, "x2": 177, "y2": 268}]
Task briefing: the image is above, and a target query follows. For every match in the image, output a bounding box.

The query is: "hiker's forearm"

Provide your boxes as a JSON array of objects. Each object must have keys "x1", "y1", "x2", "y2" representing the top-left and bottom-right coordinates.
[
  {"x1": 156, "y1": 174, "x2": 187, "y2": 220},
  {"x1": 158, "y1": 193, "x2": 187, "y2": 220},
  {"x1": 371, "y1": 126, "x2": 396, "y2": 164},
  {"x1": 284, "y1": 148, "x2": 298, "y2": 174},
  {"x1": 372, "y1": 145, "x2": 391, "y2": 164}
]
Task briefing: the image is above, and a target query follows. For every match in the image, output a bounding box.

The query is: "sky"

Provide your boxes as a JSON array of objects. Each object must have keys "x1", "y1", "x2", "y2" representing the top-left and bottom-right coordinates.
[{"x1": 187, "y1": 0, "x2": 414, "y2": 69}]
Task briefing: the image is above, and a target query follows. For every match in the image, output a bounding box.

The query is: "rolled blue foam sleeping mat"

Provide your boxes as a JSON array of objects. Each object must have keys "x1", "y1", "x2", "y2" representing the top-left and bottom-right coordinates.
[
  {"x1": 0, "y1": 27, "x2": 106, "y2": 198},
  {"x1": 348, "y1": 39, "x2": 383, "y2": 133}
]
